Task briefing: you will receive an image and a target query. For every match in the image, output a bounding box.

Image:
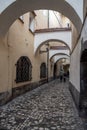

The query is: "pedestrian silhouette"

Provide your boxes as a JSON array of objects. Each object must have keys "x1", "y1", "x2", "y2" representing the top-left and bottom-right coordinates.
[{"x1": 59, "y1": 70, "x2": 63, "y2": 82}]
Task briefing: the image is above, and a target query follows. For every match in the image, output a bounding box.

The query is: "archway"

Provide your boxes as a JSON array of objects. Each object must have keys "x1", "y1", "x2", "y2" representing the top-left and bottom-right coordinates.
[
  {"x1": 54, "y1": 55, "x2": 70, "y2": 63},
  {"x1": 35, "y1": 39, "x2": 71, "y2": 55},
  {"x1": 56, "y1": 58, "x2": 70, "y2": 77},
  {"x1": 53, "y1": 56, "x2": 70, "y2": 79},
  {"x1": 80, "y1": 40, "x2": 87, "y2": 114},
  {"x1": 0, "y1": 0, "x2": 82, "y2": 36},
  {"x1": 53, "y1": 63, "x2": 57, "y2": 79},
  {"x1": 50, "y1": 53, "x2": 69, "y2": 60}
]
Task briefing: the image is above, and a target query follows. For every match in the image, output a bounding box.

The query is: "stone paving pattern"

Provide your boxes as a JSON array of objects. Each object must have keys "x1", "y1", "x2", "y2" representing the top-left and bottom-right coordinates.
[{"x1": 0, "y1": 80, "x2": 85, "y2": 130}]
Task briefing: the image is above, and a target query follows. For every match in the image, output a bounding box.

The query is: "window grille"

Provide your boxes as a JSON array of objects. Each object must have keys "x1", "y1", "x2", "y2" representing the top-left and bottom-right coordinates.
[
  {"x1": 40, "y1": 63, "x2": 46, "y2": 78},
  {"x1": 16, "y1": 56, "x2": 32, "y2": 83}
]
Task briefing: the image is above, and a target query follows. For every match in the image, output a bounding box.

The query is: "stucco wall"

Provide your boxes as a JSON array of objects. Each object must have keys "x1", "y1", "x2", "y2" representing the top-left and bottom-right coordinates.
[
  {"x1": 70, "y1": 38, "x2": 81, "y2": 92},
  {"x1": 0, "y1": 12, "x2": 51, "y2": 94},
  {"x1": 71, "y1": 24, "x2": 78, "y2": 50},
  {"x1": 8, "y1": 13, "x2": 49, "y2": 89},
  {"x1": 35, "y1": 10, "x2": 48, "y2": 29},
  {"x1": 0, "y1": 11, "x2": 72, "y2": 93},
  {"x1": 70, "y1": 15, "x2": 87, "y2": 92},
  {"x1": 0, "y1": 37, "x2": 9, "y2": 92},
  {"x1": 69, "y1": 15, "x2": 87, "y2": 108}
]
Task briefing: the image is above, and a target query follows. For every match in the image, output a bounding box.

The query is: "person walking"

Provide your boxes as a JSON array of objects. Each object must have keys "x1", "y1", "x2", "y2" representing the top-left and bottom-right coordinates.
[
  {"x1": 59, "y1": 69, "x2": 63, "y2": 82},
  {"x1": 63, "y1": 73, "x2": 66, "y2": 82}
]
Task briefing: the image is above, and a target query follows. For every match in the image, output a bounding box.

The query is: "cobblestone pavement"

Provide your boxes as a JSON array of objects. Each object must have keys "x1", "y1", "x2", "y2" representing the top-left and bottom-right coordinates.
[{"x1": 0, "y1": 80, "x2": 85, "y2": 130}]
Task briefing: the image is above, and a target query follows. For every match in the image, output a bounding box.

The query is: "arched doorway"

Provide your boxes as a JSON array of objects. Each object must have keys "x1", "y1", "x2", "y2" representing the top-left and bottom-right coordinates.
[
  {"x1": 34, "y1": 37, "x2": 71, "y2": 55},
  {"x1": 16, "y1": 56, "x2": 32, "y2": 83},
  {"x1": 40, "y1": 62, "x2": 47, "y2": 79},
  {"x1": 53, "y1": 63, "x2": 57, "y2": 79},
  {"x1": 80, "y1": 41, "x2": 87, "y2": 115}
]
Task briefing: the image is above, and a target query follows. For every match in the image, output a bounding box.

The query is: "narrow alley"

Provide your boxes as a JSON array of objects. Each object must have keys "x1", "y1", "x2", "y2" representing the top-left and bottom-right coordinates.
[{"x1": 0, "y1": 80, "x2": 85, "y2": 130}]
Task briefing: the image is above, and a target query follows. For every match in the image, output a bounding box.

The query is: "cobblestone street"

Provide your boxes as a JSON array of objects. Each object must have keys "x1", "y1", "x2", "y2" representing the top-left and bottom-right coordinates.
[{"x1": 0, "y1": 80, "x2": 85, "y2": 130}]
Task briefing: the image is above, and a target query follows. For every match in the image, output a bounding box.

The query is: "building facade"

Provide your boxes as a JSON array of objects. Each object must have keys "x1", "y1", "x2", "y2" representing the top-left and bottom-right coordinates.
[{"x1": 0, "y1": 0, "x2": 87, "y2": 115}]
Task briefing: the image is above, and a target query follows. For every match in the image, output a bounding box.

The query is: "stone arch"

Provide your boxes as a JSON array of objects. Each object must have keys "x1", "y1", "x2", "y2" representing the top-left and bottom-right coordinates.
[
  {"x1": 0, "y1": 0, "x2": 82, "y2": 36},
  {"x1": 80, "y1": 40, "x2": 87, "y2": 113},
  {"x1": 55, "y1": 57, "x2": 69, "y2": 64},
  {"x1": 35, "y1": 39, "x2": 71, "y2": 55},
  {"x1": 54, "y1": 55, "x2": 70, "y2": 64},
  {"x1": 53, "y1": 56, "x2": 70, "y2": 79},
  {"x1": 50, "y1": 53, "x2": 70, "y2": 60}
]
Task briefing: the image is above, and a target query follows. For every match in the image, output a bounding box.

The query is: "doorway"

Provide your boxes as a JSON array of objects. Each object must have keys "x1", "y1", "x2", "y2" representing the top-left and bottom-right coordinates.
[
  {"x1": 53, "y1": 63, "x2": 57, "y2": 79},
  {"x1": 80, "y1": 49, "x2": 87, "y2": 114}
]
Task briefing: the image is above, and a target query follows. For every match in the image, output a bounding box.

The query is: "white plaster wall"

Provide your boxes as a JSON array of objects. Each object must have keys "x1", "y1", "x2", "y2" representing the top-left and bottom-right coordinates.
[
  {"x1": 65, "y1": 0, "x2": 83, "y2": 21},
  {"x1": 81, "y1": 17, "x2": 87, "y2": 42},
  {"x1": 70, "y1": 16, "x2": 87, "y2": 93},
  {"x1": 54, "y1": 55, "x2": 69, "y2": 63},
  {"x1": 70, "y1": 39, "x2": 81, "y2": 92},
  {"x1": 49, "y1": 50, "x2": 70, "y2": 59},
  {"x1": 34, "y1": 31, "x2": 71, "y2": 54}
]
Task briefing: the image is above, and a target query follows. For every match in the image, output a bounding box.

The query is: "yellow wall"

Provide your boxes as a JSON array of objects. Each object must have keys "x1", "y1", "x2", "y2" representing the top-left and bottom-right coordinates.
[
  {"x1": 0, "y1": 37, "x2": 9, "y2": 92},
  {"x1": 0, "y1": 10, "x2": 72, "y2": 93},
  {"x1": 35, "y1": 10, "x2": 48, "y2": 29},
  {"x1": 71, "y1": 24, "x2": 78, "y2": 50},
  {"x1": 0, "y1": 12, "x2": 53, "y2": 93}
]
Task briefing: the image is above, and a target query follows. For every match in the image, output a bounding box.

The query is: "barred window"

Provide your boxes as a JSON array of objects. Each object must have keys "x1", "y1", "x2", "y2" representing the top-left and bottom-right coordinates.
[
  {"x1": 40, "y1": 63, "x2": 46, "y2": 78},
  {"x1": 16, "y1": 56, "x2": 32, "y2": 83}
]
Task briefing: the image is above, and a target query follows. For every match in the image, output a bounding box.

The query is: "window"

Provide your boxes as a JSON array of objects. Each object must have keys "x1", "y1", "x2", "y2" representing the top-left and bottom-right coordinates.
[
  {"x1": 16, "y1": 56, "x2": 32, "y2": 83},
  {"x1": 19, "y1": 15, "x2": 24, "y2": 23},
  {"x1": 40, "y1": 63, "x2": 47, "y2": 78},
  {"x1": 29, "y1": 12, "x2": 36, "y2": 32}
]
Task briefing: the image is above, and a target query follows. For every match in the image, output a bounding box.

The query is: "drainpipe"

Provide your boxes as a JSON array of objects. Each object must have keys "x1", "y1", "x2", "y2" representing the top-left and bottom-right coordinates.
[
  {"x1": 7, "y1": 31, "x2": 10, "y2": 92},
  {"x1": 47, "y1": 48, "x2": 48, "y2": 82},
  {"x1": 46, "y1": 44, "x2": 49, "y2": 82},
  {"x1": 47, "y1": 10, "x2": 49, "y2": 82},
  {"x1": 48, "y1": 10, "x2": 49, "y2": 28}
]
